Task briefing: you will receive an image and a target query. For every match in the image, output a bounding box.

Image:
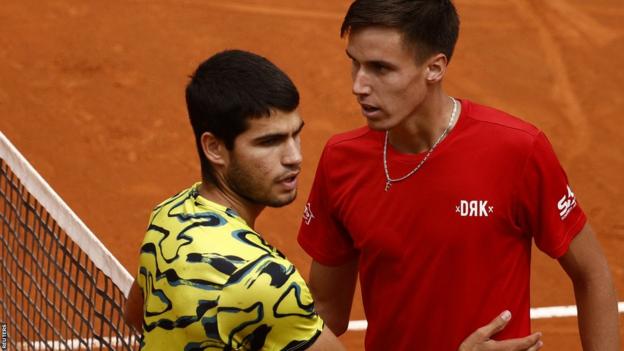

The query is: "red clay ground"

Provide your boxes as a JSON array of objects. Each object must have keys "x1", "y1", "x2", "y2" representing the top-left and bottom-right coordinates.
[{"x1": 1, "y1": 1, "x2": 623, "y2": 349}]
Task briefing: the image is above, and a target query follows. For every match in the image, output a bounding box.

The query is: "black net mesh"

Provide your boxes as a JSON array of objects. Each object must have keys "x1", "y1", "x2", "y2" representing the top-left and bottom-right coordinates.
[{"x1": 0, "y1": 158, "x2": 140, "y2": 350}]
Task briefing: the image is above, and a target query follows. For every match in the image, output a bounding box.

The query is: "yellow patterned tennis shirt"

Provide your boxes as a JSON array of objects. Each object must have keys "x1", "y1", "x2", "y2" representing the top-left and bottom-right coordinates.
[{"x1": 137, "y1": 184, "x2": 323, "y2": 350}]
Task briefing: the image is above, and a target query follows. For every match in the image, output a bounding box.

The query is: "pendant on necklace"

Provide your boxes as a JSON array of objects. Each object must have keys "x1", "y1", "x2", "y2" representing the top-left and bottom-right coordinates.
[{"x1": 385, "y1": 181, "x2": 391, "y2": 192}]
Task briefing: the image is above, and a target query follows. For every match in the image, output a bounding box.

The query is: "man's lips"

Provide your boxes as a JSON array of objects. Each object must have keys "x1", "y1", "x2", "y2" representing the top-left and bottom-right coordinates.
[
  {"x1": 360, "y1": 103, "x2": 379, "y2": 112},
  {"x1": 277, "y1": 171, "x2": 300, "y2": 190},
  {"x1": 277, "y1": 171, "x2": 300, "y2": 182},
  {"x1": 359, "y1": 103, "x2": 381, "y2": 118}
]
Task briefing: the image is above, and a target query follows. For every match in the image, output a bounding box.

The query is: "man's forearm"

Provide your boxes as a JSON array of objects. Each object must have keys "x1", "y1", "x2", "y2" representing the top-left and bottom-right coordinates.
[
  {"x1": 309, "y1": 259, "x2": 359, "y2": 336},
  {"x1": 559, "y1": 224, "x2": 621, "y2": 350},
  {"x1": 574, "y1": 275, "x2": 620, "y2": 351},
  {"x1": 124, "y1": 279, "x2": 144, "y2": 331}
]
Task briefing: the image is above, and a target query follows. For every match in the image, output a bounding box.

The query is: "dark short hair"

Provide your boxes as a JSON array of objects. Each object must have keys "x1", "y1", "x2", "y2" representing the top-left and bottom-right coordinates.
[
  {"x1": 341, "y1": 0, "x2": 460, "y2": 63},
  {"x1": 185, "y1": 49, "x2": 299, "y2": 185}
]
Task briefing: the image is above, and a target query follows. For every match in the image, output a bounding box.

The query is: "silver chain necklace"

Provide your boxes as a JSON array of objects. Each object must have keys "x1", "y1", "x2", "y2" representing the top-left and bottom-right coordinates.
[{"x1": 383, "y1": 97, "x2": 458, "y2": 192}]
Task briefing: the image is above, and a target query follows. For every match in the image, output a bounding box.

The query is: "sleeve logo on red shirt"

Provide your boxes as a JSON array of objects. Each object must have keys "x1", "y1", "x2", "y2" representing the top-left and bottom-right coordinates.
[
  {"x1": 455, "y1": 200, "x2": 494, "y2": 217},
  {"x1": 303, "y1": 203, "x2": 315, "y2": 225},
  {"x1": 557, "y1": 185, "x2": 577, "y2": 220}
]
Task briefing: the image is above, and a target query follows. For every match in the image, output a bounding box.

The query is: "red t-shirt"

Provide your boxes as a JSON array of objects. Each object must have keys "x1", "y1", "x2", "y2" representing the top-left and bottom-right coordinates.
[{"x1": 298, "y1": 99, "x2": 586, "y2": 350}]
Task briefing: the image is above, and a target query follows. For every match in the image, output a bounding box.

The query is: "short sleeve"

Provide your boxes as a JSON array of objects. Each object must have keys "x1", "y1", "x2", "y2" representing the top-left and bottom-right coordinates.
[
  {"x1": 516, "y1": 132, "x2": 586, "y2": 258},
  {"x1": 216, "y1": 258, "x2": 324, "y2": 350},
  {"x1": 297, "y1": 145, "x2": 358, "y2": 266}
]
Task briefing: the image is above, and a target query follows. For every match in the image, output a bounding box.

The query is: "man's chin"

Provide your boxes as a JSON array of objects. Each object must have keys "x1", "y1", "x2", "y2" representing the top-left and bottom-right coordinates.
[
  {"x1": 266, "y1": 191, "x2": 297, "y2": 208},
  {"x1": 365, "y1": 119, "x2": 392, "y2": 131}
]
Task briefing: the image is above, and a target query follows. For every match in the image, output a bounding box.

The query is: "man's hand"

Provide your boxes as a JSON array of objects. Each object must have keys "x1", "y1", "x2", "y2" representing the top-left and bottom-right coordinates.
[
  {"x1": 123, "y1": 279, "x2": 143, "y2": 331},
  {"x1": 458, "y1": 311, "x2": 543, "y2": 351}
]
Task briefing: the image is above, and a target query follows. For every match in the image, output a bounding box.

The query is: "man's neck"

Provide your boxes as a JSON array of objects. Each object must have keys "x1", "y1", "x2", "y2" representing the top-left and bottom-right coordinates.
[
  {"x1": 197, "y1": 181, "x2": 263, "y2": 228},
  {"x1": 388, "y1": 91, "x2": 459, "y2": 154}
]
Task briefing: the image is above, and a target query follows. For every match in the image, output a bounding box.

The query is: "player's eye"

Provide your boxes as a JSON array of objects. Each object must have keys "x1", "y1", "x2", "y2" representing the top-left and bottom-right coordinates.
[
  {"x1": 258, "y1": 137, "x2": 280, "y2": 146},
  {"x1": 371, "y1": 62, "x2": 388, "y2": 73}
]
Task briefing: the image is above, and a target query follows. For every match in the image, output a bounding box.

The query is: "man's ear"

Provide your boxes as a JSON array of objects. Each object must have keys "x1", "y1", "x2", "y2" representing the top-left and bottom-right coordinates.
[
  {"x1": 200, "y1": 132, "x2": 228, "y2": 166},
  {"x1": 425, "y1": 53, "x2": 448, "y2": 84}
]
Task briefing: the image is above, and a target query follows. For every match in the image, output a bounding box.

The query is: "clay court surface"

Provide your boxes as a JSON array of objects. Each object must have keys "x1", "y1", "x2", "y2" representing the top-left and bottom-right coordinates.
[{"x1": 1, "y1": 0, "x2": 623, "y2": 349}]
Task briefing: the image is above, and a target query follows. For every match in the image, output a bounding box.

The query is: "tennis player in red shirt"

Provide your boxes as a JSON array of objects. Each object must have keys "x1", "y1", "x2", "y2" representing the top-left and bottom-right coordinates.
[{"x1": 298, "y1": 1, "x2": 620, "y2": 350}]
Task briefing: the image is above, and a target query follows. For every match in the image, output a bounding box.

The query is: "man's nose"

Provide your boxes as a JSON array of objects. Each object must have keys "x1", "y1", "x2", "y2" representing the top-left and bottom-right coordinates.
[
  {"x1": 352, "y1": 69, "x2": 371, "y2": 96},
  {"x1": 282, "y1": 138, "x2": 302, "y2": 167}
]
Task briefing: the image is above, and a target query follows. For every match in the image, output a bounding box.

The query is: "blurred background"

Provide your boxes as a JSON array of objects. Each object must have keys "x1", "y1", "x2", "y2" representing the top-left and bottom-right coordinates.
[{"x1": 1, "y1": 1, "x2": 623, "y2": 349}]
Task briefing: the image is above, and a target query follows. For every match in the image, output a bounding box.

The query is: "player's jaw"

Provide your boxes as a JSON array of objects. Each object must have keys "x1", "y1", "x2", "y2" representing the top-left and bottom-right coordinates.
[
  {"x1": 358, "y1": 100, "x2": 398, "y2": 131},
  {"x1": 253, "y1": 169, "x2": 300, "y2": 208},
  {"x1": 268, "y1": 171, "x2": 299, "y2": 207},
  {"x1": 226, "y1": 163, "x2": 300, "y2": 209}
]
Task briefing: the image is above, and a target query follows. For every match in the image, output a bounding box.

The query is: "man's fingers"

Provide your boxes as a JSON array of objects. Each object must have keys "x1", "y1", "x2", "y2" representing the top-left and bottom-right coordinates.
[
  {"x1": 489, "y1": 333, "x2": 543, "y2": 351},
  {"x1": 457, "y1": 311, "x2": 544, "y2": 351},
  {"x1": 479, "y1": 310, "x2": 512, "y2": 339},
  {"x1": 459, "y1": 310, "x2": 513, "y2": 349},
  {"x1": 527, "y1": 340, "x2": 544, "y2": 351}
]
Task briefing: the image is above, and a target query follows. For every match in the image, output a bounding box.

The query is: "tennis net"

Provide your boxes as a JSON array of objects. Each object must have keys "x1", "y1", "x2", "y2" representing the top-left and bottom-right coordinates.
[{"x1": 0, "y1": 132, "x2": 140, "y2": 350}]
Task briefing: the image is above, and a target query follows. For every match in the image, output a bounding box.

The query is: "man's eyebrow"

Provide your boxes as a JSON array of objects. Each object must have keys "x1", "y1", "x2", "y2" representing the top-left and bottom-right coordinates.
[
  {"x1": 345, "y1": 49, "x2": 395, "y2": 68},
  {"x1": 294, "y1": 120, "x2": 305, "y2": 134},
  {"x1": 253, "y1": 120, "x2": 305, "y2": 141},
  {"x1": 345, "y1": 50, "x2": 363, "y2": 62}
]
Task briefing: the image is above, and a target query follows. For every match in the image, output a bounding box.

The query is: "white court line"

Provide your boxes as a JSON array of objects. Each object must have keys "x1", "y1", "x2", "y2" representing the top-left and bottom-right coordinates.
[
  {"x1": 18, "y1": 303, "x2": 624, "y2": 346},
  {"x1": 347, "y1": 301, "x2": 624, "y2": 331}
]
